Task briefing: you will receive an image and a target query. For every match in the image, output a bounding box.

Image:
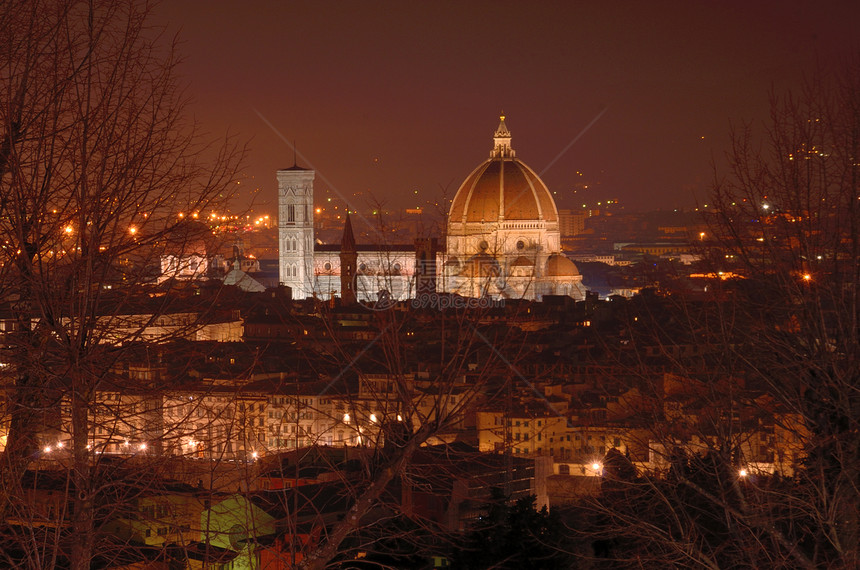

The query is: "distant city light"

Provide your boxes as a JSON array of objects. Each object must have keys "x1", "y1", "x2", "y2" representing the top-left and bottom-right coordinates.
[{"x1": 739, "y1": 468, "x2": 748, "y2": 477}]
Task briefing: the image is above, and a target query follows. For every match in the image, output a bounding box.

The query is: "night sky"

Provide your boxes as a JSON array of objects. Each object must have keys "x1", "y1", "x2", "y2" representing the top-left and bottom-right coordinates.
[{"x1": 153, "y1": 1, "x2": 860, "y2": 214}]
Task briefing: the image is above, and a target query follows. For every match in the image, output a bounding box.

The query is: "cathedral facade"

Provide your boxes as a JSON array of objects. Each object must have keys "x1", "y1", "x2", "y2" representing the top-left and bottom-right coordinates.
[
  {"x1": 278, "y1": 116, "x2": 585, "y2": 303},
  {"x1": 277, "y1": 167, "x2": 415, "y2": 303}
]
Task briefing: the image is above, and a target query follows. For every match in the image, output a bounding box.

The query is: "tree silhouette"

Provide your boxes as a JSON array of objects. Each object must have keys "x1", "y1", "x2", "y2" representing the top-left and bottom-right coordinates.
[
  {"x1": 569, "y1": 54, "x2": 860, "y2": 569},
  {"x1": 0, "y1": 1, "x2": 242, "y2": 567}
]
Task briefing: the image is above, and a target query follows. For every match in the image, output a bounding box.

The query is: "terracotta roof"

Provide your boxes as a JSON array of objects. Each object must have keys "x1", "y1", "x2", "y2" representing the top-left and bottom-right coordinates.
[
  {"x1": 511, "y1": 255, "x2": 535, "y2": 267},
  {"x1": 449, "y1": 118, "x2": 558, "y2": 224},
  {"x1": 340, "y1": 213, "x2": 356, "y2": 251},
  {"x1": 545, "y1": 254, "x2": 580, "y2": 277}
]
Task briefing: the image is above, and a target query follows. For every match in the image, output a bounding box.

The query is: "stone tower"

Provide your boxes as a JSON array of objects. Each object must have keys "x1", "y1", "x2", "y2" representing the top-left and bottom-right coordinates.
[
  {"x1": 277, "y1": 166, "x2": 315, "y2": 298},
  {"x1": 414, "y1": 237, "x2": 438, "y2": 296},
  {"x1": 339, "y1": 213, "x2": 358, "y2": 305}
]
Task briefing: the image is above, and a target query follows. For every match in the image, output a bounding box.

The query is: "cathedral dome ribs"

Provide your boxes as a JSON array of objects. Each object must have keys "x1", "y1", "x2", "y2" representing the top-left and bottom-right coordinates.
[
  {"x1": 448, "y1": 117, "x2": 559, "y2": 229},
  {"x1": 442, "y1": 115, "x2": 584, "y2": 301},
  {"x1": 276, "y1": 114, "x2": 585, "y2": 304}
]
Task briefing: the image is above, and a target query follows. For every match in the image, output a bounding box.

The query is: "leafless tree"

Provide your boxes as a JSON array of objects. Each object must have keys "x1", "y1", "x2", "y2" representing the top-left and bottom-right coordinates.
[
  {"x1": 286, "y1": 295, "x2": 525, "y2": 569},
  {"x1": 0, "y1": 1, "x2": 242, "y2": 567},
  {"x1": 706, "y1": 53, "x2": 859, "y2": 568},
  {"x1": 567, "y1": 55, "x2": 859, "y2": 569}
]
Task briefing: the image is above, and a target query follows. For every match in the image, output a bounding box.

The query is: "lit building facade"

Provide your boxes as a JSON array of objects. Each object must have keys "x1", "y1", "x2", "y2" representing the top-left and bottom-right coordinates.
[
  {"x1": 442, "y1": 116, "x2": 585, "y2": 300},
  {"x1": 278, "y1": 116, "x2": 586, "y2": 302}
]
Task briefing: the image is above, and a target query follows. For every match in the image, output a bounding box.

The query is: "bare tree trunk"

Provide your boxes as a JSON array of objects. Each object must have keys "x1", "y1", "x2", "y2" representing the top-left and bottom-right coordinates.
[
  {"x1": 1, "y1": 1, "x2": 242, "y2": 567},
  {"x1": 298, "y1": 430, "x2": 425, "y2": 570},
  {"x1": 70, "y1": 371, "x2": 93, "y2": 570}
]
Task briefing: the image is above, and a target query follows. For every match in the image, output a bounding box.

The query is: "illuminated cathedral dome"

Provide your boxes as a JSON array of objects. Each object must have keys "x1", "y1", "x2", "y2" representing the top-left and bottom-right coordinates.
[
  {"x1": 448, "y1": 116, "x2": 558, "y2": 224},
  {"x1": 442, "y1": 115, "x2": 583, "y2": 302},
  {"x1": 446, "y1": 115, "x2": 560, "y2": 261}
]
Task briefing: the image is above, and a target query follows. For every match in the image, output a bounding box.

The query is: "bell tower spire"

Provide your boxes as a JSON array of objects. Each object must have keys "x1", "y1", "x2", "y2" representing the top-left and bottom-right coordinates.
[{"x1": 339, "y1": 213, "x2": 358, "y2": 306}]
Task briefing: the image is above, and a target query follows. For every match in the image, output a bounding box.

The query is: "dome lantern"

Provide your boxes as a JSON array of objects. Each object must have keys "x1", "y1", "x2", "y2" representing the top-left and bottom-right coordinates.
[
  {"x1": 491, "y1": 114, "x2": 515, "y2": 158},
  {"x1": 448, "y1": 116, "x2": 557, "y2": 225}
]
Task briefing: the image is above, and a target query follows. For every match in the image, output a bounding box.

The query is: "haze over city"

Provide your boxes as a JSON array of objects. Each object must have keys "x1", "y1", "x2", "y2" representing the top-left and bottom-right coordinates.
[
  {"x1": 154, "y1": 0, "x2": 859, "y2": 214},
  {"x1": 2, "y1": 1, "x2": 860, "y2": 568}
]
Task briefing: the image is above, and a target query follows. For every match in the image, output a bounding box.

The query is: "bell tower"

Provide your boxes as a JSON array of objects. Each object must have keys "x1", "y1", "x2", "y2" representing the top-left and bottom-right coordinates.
[
  {"x1": 278, "y1": 165, "x2": 315, "y2": 298},
  {"x1": 339, "y1": 213, "x2": 358, "y2": 305}
]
